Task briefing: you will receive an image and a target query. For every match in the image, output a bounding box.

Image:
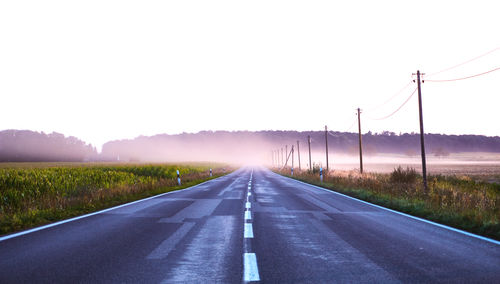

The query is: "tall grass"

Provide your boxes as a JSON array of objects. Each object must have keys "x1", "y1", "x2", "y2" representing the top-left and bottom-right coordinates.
[
  {"x1": 278, "y1": 167, "x2": 500, "y2": 240},
  {"x1": 0, "y1": 164, "x2": 228, "y2": 235}
]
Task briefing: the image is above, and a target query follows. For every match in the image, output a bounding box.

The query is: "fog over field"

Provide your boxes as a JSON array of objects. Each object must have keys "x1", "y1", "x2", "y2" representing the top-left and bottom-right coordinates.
[{"x1": 2, "y1": 130, "x2": 500, "y2": 173}]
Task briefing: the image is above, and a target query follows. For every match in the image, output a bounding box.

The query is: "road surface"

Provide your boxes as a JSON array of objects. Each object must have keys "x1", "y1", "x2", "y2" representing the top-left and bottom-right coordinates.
[{"x1": 1, "y1": 167, "x2": 499, "y2": 283}]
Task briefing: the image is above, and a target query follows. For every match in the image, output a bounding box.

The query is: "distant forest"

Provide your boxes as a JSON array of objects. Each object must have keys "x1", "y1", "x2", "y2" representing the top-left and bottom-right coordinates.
[
  {"x1": 0, "y1": 130, "x2": 97, "y2": 162},
  {"x1": 1, "y1": 129, "x2": 500, "y2": 162}
]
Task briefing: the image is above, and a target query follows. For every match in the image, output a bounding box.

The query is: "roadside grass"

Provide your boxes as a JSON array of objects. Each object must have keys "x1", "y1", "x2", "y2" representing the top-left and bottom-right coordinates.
[
  {"x1": 276, "y1": 167, "x2": 500, "y2": 241},
  {"x1": 0, "y1": 163, "x2": 231, "y2": 235}
]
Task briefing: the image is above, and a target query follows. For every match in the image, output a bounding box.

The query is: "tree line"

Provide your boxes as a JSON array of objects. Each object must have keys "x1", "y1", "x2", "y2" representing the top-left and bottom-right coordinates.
[{"x1": 1, "y1": 130, "x2": 499, "y2": 162}]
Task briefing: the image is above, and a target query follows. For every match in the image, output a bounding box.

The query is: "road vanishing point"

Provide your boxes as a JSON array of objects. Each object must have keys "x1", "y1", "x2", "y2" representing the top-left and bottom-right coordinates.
[{"x1": 1, "y1": 167, "x2": 499, "y2": 283}]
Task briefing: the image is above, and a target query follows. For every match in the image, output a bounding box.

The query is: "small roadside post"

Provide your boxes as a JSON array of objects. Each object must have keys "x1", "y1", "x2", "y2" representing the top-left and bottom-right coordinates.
[
  {"x1": 210, "y1": 168, "x2": 212, "y2": 177},
  {"x1": 320, "y1": 167, "x2": 323, "y2": 182},
  {"x1": 177, "y1": 170, "x2": 181, "y2": 185}
]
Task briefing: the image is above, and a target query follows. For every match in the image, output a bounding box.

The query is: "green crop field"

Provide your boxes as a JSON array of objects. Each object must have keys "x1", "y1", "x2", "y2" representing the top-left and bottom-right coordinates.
[{"x1": 0, "y1": 163, "x2": 229, "y2": 235}]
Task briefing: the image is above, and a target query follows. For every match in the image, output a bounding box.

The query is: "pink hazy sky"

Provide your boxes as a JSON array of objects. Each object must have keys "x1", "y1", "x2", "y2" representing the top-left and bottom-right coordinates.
[{"x1": 1, "y1": 0, "x2": 499, "y2": 149}]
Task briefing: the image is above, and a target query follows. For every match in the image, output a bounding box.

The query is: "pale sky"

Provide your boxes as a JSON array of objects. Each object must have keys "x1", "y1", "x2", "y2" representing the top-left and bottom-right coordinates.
[{"x1": 1, "y1": 0, "x2": 499, "y2": 150}]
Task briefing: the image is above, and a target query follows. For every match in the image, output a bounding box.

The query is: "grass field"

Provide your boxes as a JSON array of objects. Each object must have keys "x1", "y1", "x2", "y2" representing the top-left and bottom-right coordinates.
[
  {"x1": 0, "y1": 162, "x2": 229, "y2": 235},
  {"x1": 277, "y1": 163, "x2": 500, "y2": 240},
  {"x1": 333, "y1": 162, "x2": 500, "y2": 184}
]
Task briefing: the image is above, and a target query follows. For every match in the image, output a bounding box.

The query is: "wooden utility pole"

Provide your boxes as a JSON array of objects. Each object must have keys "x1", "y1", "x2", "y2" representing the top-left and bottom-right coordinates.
[
  {"x1": 291, "y1": 145, "x2": 294, "y2": 169},
  {"x1": 281, "y1": 148, "x2": 284, "y2": 166},
  {"x1": 274, "y1": 150, "x2": 277, "y2": 167},
  {"x1": 415, "y1": 70, "x2": 428, "y2": 190},
  {"x1": 357, "y1": 108, "x2": 364, "y2": 174},
  {"x1": 308, "y1": 135, "x2": 312, "y2": 171},
  {"x1": 296, "y1": 140, "x2": 301, "y2": 170},
  {"x1": 277, "y1": 150, "x2": 280, "y2": 167},
  {"x1": 285, "y1": 145, "x2": 288, "y2": 166},
  {"x1": 325, "y1": 125, "x2": 329, "y2": 172},
  {"x1": 284, "y1": 145, "x2": 293, "y2": 167},
  {"x1": 277, "y1": 150, "x2": 279, "y2": 167}
]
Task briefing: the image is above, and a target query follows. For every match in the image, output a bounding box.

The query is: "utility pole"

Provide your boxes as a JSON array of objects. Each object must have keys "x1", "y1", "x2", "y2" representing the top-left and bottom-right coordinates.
[
  {"x1": 296, "y1": 140, "x2": 301, "y2": 171},
  {"x1": 285, "y1": 145, "x2": 288, "y2": 166},
  {"x1": 325, "y1": 125, "x2": 329, "y2": 172},
  {"x1": 277, "y1": 150, "x2": 279, "y2": 167},
  {"x1": 278, "y1": 150, "x2": 280, "y2": 167},
  {"x1": 308, "y1": 135, "x2": 312, "y2": 172},
  {"x1": 281, "y1": 148, "x2": 284, "y2": 167},
  {"x1": 276, "y1": 150, "x2": 279, "y2": 168},
  {"x1": 276, "y1": 150, "x2": 278, "y2": 168},
  {"x1": 357, "y1": 108, "x2": 364, "y2": 174},
  {"x1": 284, "y1": 145, "x2": 293, "y2": 167},
  {"x1": 415, "y1": 70, "x2": 428, "y2": 190},
  {"x1": 291, "y1": 145, "x2": 294, "y2": 169},
  {"x1": 274, "y1": 150, "x2": 277, "y2": 167},
  {"x1": 271, "y1": 151, "x2": 274, "y2": 167}
]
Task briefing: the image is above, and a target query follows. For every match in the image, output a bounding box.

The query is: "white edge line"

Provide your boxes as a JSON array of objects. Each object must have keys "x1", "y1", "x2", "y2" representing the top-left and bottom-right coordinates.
[
  {"x1": 273, "y1": 171, "x2": 500, "y2": 246},
  {"x1": 243, "y1": 253, "x2": 260, "y2": 281},
  {"x1": 0, "y1": 173, "x2": 230, "y2": 242}
]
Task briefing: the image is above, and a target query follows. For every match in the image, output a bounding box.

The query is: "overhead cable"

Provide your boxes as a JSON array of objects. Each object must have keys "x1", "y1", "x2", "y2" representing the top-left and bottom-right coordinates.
[
  {"x1": 368, "y1": 88, "x2": 418, "y2": 120},
  {"x1": 364, "y1": 80, "x2": 413, "y2": 113},
  {"x1": 427, "y1": 46, "x2": 500, "y2": 78},
  {"x1": 426, "y1": 66, "x2": 500, "y2": 82}
]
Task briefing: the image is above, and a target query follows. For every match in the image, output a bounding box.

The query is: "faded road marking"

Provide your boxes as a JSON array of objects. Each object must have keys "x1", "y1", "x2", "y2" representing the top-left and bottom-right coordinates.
[{"x1": 147, "y1": 222, "x2": 195, "y2": 259}]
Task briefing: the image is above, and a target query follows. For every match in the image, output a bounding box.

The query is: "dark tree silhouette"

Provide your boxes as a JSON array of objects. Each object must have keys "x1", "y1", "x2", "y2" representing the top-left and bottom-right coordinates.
[{"x1": 0, "y1": 130, "x2": 97, "y2": 162}]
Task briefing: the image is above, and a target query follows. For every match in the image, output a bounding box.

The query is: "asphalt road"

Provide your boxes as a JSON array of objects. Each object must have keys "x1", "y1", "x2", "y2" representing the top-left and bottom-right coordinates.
[{"x1": 1, "y1": 167, "x2": 499, "y2": 283}]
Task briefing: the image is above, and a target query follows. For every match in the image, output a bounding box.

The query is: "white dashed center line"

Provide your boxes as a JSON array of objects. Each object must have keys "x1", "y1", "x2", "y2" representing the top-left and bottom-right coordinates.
[
  {"x1": 244, "y1": 253, "x2": 260, "y2": 281},
  {"x1": 244, "y1": 223, "x2": 254, "y2": 238},
  {"x1": 243, "y1": 169, "x2": 260, "y2": 282}
]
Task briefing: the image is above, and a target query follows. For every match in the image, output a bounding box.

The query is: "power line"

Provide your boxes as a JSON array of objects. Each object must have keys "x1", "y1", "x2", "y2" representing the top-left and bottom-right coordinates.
[
  {"x1": 426, "y1": 66, "x2": 500, "y2": 83},
  {"x1": 326, "y1": 116, "x2": 357, "y2": 138},
  {"x1": 343, "y1": 119, "x2": 357, "y2": 133},
  {"x1": 364, "y1": 80, "x2": 413, "y2": 113},
  {"x1": 341, "y1": 115, "x2": 358, "y2": 133},
  {"x1": 427, "y1": 46, "x2": 500, "y2": 78},
  {"x1": 367, "y1": 88, "x2": 418, "y2": 120},
  {"x1": 328, "y1": 131, "x2": 340, "y2": 138}
]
